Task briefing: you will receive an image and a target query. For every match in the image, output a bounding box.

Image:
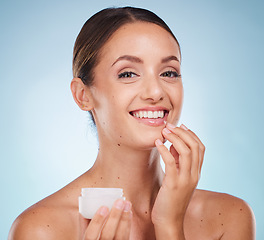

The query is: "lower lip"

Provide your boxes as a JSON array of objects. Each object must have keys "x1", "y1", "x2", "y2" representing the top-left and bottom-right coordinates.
[{"x1": 131, "y1": 113, "x2": 168, "y2": 127}]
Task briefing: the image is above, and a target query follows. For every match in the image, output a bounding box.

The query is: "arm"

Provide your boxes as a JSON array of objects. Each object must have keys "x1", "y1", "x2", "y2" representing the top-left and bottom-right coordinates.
[{"x1": 152, "y1": 123, "x2": 205, "y2": 240}]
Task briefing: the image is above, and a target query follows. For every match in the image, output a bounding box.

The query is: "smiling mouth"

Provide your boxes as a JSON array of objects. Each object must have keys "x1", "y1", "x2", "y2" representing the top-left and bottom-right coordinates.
[{"x1": 129, "y1": 110, "x2": 168, "y2": 119}]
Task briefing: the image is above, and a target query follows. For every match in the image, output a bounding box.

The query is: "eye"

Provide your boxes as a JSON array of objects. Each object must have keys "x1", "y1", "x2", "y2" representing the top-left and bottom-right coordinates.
[
  {"x1": 160, "y1": 70, "x2": 181, "y2": 78},
  {"x1": 118, "y1": 71, "x2": 137, "y2": 78}
]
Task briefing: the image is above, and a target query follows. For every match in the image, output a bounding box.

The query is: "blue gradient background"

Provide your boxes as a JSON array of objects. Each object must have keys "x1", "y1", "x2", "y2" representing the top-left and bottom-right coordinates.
[{"x1": 1, "y1": 0, "x2": 263, "y2": 239}]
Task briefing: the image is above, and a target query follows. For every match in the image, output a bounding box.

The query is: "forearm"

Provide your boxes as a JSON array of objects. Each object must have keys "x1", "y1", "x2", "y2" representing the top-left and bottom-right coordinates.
[{"x1": 154, "y1": 223, "x2": 185, "y2": 240}]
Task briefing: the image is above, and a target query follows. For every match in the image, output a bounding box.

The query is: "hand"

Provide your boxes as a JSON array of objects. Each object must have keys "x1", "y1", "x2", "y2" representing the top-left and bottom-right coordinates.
[
  {"x1": 152, "y1": 123, "x2": 205, "y2": 237},
  {"x1": 80, "y1": 199, "x2": 132, "y2": 240}
]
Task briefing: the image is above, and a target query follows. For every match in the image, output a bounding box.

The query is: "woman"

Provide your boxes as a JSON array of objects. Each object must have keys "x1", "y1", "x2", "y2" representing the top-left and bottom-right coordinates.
[{"x1": 9, "y1": 7, "x2": 255, "y2": 240}]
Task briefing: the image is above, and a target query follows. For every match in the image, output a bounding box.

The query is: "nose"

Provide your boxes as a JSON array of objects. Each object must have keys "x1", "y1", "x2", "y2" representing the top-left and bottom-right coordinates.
[{"x1": 140, "y1": 75, "x2": 165, "y2": 102}]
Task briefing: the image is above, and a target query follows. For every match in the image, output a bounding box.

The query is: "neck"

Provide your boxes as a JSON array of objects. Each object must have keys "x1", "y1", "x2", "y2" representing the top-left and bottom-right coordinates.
[{"x1": 87, "y1": 143, "x2": 164, "y2": 214}]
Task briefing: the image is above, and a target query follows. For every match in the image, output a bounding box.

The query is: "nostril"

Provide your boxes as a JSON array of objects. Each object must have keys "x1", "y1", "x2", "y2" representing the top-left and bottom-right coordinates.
[{"x1": 140, "y1": 82, "x2": 165, "y2": 102}]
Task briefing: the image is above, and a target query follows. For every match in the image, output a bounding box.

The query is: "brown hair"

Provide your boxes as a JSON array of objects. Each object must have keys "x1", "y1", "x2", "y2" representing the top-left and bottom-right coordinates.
[{"x1": 72, "y1": 6, "x2": 181, "y2": 86}]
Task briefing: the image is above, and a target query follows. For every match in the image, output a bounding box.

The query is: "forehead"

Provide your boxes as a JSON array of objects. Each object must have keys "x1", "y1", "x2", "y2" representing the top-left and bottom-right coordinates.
[{"x1": 98, "y1": 22, "x2": 181, "y2": 62}]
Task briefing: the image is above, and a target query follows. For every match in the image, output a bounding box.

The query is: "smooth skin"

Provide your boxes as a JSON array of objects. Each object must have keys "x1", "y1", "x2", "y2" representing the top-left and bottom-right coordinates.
[{"x1": 9, "y1": 22, "x2": 255, "y2": 240}]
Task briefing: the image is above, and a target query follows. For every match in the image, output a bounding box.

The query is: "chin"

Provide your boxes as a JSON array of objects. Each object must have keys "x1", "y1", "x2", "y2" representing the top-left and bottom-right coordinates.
[{"x1": 133, "y1": 130, "x2": 164, "y2": 150}]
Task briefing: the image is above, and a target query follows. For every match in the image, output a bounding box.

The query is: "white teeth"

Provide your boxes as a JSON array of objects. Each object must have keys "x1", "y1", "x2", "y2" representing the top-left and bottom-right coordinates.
[
  {"x1": 132, "y1": 110, "x2": 166, "y2": 119},
  {"x1": 148, "y1": 111, "x2": 153, "y2": 118}
]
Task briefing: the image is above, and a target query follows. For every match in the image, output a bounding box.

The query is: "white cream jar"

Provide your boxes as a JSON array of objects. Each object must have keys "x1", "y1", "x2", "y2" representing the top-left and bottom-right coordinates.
[{"x1": 79, "y1": 188, "x2": 125, "y2": 219}]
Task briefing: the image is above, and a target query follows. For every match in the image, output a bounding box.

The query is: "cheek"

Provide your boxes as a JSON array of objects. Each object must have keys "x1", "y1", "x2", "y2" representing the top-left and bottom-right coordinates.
[
  {"x1": 169, "y1": 85, "x2": 184, "y2": 105},
  {"x1": 177, "y1": 89, "x2": 184, "y2": 107},
  {"x1": 93, "y1": 93, "x2": 126, "y2": 124},
  {"x1": 168, "y1": 86, "x2": 184, "y2": 122}
]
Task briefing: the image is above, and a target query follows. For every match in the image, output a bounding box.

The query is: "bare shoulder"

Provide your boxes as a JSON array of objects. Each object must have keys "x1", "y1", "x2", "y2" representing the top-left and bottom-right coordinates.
[
  {"x1": 193, "y1": 189, "x2": 254, "y2": 210},
  {"x1": 8, "y1": 181, "x2": 82, "y2": 240},
  {"x1": 187, "y1": 189, "x2": 256, "y2": 240},
  {"x1": 8, "y1": 170, "x2": 96, "y2": 240}
]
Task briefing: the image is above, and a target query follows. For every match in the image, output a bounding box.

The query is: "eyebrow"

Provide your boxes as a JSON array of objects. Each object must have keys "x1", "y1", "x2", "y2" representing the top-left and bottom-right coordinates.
[
  {"x1": 161, "y1": 55, "x2": 180, "y2": 63},
  {"x1": 111, "y1": 54, "x2": 180, "y2": 66},
  {"x1": 112, "y1": 55, "x2": 143, "y2": 66}
]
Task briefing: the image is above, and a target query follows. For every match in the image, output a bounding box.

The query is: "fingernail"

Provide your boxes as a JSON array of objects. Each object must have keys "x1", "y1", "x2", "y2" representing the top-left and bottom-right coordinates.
[
  {"x1": 166, "y1": 122, "x2": 176, "y2": 129},
  {"x1": 124, "y1": 201, "x2": 132, "y2": 212},
  {"x1": 99, "y1": 206, "x2": 109, "y2": 216},
  {"x1": 114, "y1": 199, "x2": 125, "y2": 210},
  {"x1": 180, "y1": 124, "x2": 188, "y2": 130},
  {"x1": 163, "y1": 128, "x2": 171, "y2": 134},
  {"x1": 155, "y1": 139, "x2": 163, "y2": 146}
]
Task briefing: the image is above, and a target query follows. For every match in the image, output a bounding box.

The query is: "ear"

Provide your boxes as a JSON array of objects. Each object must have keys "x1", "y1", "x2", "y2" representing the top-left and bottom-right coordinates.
[{"x1": 70, "y1": 78, "x2": 94, "y2": 111}]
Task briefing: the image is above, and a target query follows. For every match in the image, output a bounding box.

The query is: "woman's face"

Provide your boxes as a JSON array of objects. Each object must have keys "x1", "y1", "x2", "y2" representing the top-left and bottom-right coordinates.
[{"x1": 90, "y1": 21, "x2": 183, "y2": 149}]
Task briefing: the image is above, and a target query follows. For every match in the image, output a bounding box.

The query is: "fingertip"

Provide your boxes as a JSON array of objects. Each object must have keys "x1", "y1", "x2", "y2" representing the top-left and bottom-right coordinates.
[
  {"x1": 123, "y1": 201, "x2": 133, "y2": 221},
  {"x1": 98, "y1": 206, "x2": 109, "y2": 217},
  {"x1": 155, "y1": 139, "x2": 163, "y2": 146},
  {"x1": 166, "y1": 122, "x2": 176, "y2": 130},
  {"x1": 124, "y1": 201, "x2": 132, "y2": 212},
  {"x1": 114, "y1": 198, "x2": 125, "y2": 210},
  {"x1": 162, "y1": 128, "x2": 172, "y2": 134},
  {"x1": 180, "y1": 124, "x2": 188, "y2": 130}
]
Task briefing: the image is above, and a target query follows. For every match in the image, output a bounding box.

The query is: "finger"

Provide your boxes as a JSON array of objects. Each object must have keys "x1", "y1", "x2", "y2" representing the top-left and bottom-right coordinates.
[
  {"x1": 79, "y1": 214, "x2": 90, "y2": 240},
  {"x1": 162, "y1": 127, "x2": 193, "y2": 175},
  {"x1": 155, "y1": 139, "x2": 179, "y2": 179},
  {"x1": 181, "y1": 125, "x2": 204, "y2": 147},
  {"x1": 115, "y1": 201, "x2": 133, "y2": 240},
  {"x1": 83, "y1": 206, "x2": 109, "y2": 240},
  {"x1": 180, "y1": 126, "x2": 200, "y2": 178},
  {"x1": 183, "y1": 126, "x2": 206, "y2": 174},
  {"x1": 169, "y1": 145, "x2": 179, "y2": 169},
  {"x1": 100, "y1": 199, "x2": 125, "y2": 239},
  {"x1": 166, "y1": 124, "x2": 201, "y2": 178},
  {"x1": 178, "y1": 124, "x2": 205, "y2": 176}
]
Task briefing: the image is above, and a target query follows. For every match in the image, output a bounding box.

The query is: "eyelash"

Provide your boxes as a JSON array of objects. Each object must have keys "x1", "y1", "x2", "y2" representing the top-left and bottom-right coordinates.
[
  {"x1": 117, "y1": 70, "x2": 181, "y2": 79},
  {"x1": 160, "y1": 71, "x2": 181, "y2": 78},
  {"x1": 118, "y1": 71, "x2": 137, "y2": 78}
]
